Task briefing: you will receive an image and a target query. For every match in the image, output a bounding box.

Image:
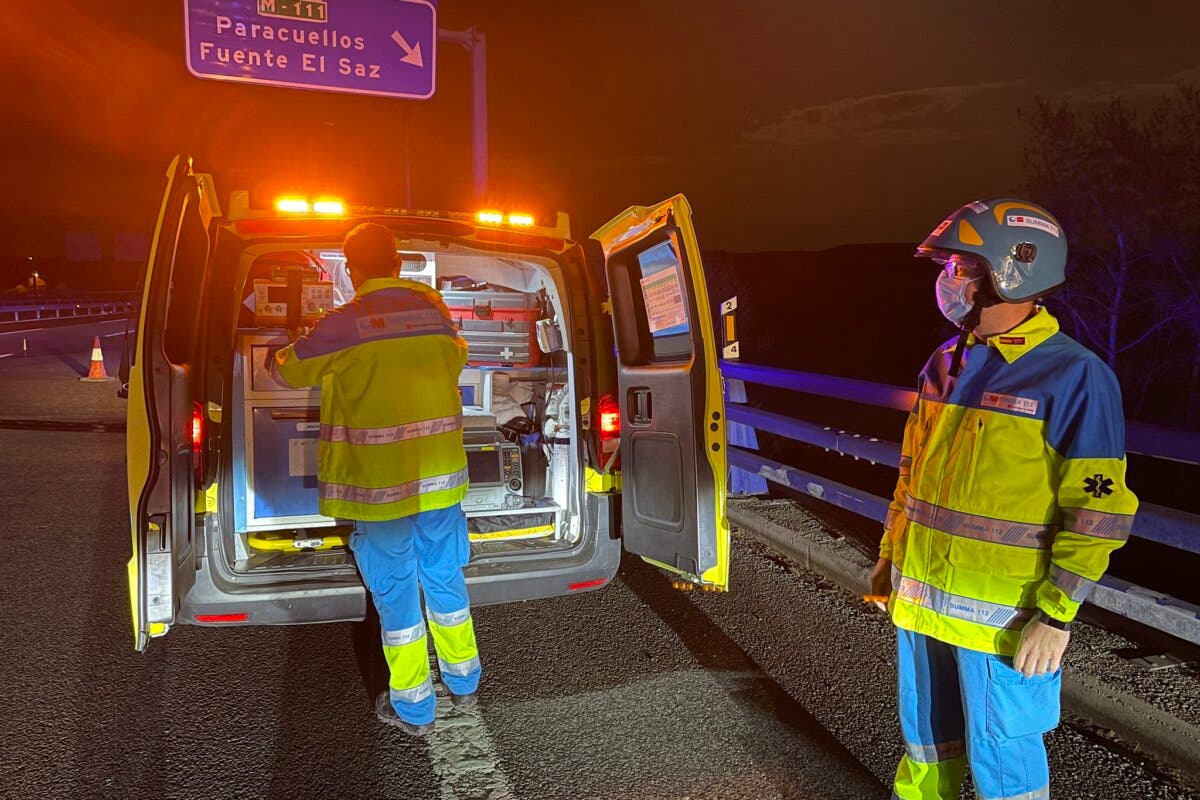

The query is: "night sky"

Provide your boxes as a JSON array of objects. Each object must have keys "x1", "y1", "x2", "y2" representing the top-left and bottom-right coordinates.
[{"x1": 2, "y1": 1, "x2": 1198, "y2": 262}]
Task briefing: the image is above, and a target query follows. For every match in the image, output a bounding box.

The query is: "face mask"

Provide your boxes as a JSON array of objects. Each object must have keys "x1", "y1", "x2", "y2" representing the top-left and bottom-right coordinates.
[{"x1": 935, "y1": 269, "x2": 979, "y2": 327}]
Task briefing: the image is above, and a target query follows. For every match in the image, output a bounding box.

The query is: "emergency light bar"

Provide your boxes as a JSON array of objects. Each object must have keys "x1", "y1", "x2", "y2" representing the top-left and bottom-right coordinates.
[
  {"x1": 226, "y1": 190, "x2": 573, "y2": 240},
  {"x1": 276, "y1": 196, "x2": 346, "y2": 215}
]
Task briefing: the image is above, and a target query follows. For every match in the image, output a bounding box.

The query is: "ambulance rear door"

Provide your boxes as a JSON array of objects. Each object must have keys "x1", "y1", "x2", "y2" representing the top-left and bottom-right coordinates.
[
  {"x1": 126, "y1": 154, "x2": 218, "y2": 650},
  {"x1": 592, "y1": 195, "x2": 730, "y2": 590}
]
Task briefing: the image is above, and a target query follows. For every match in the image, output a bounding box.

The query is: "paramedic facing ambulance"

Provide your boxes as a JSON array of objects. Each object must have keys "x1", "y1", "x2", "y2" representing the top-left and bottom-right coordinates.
[
  {"x1": 872, "y1": 199, "x2": 1138, "y2": 800},
  {"x1": 270, "y1": 223, "x2": 482, "y2": 736}
]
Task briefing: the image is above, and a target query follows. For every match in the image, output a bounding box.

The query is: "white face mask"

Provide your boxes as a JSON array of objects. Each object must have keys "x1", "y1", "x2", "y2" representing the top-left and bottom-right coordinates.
[{"x1": 935, "y1": 269, "x2": 980, "y2": 327}]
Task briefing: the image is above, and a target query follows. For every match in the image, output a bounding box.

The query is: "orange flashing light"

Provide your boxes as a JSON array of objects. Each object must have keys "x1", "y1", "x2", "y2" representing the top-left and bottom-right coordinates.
[
  {"x1": 313, "y1": 199, "x2": 346, "y2": 215},
  {"x1": 507, "y1": 213, "x2": 535, "y2": 227},
  {"x1": 276, "y1": 197, "x2": 311, "y2": 213},
  {"x1": 476, "y1": 210, "x2": 504, "y2": 225}
]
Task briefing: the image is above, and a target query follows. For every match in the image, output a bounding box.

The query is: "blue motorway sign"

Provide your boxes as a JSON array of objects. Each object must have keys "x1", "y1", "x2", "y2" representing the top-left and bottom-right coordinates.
[{"x1": 185, "y1": 0, "x2": 437, "y2": 99}]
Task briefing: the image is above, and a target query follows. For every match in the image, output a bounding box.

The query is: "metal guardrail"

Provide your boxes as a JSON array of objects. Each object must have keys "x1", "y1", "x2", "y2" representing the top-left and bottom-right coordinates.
[
  {"x1": 0, "y1": 294, "x2": 136, "y2": 325},
  {"x1": 723, "y1": 359, "x2": 1200, "y2": 646}
]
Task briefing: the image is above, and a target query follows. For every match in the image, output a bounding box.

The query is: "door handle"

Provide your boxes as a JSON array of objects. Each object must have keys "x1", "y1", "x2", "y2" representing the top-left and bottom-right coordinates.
[{"x1": 631, "y1": 388, "x2": 652, "y2": 426}]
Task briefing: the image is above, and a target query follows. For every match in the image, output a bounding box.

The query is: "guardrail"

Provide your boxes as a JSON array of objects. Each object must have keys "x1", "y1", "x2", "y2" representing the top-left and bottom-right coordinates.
[
  {"x1": 0, "y1": 294, "x2": 137, "y2": 325},
  {"x1": 722, "y1": 359, "x2": 1200, "y2": 646}
]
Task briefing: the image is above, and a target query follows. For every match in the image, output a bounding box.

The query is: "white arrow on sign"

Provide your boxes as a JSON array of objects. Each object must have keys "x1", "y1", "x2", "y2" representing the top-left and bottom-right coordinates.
[{"x1": 390, "y1": 31, "x2": 424, "y2": 68}]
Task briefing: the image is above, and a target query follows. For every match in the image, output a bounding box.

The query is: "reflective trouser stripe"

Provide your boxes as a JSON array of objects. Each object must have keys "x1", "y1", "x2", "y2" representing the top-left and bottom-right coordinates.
[
  {"x1": 390, "y1": 676, "x2": 434, "y2": 706},
  {"x1": 905, "y1": 740, "x2": 965, "y2": 763},
  {"x1": 382, "y1": 621, "x2": 426, "y2": 647},
  {"x1": 439, "y1": 655, "x2": 482, "y2": 677},
  {"x1": 428, "y1": 607, "x2": 471, "y2": 627},
  {"x1": 980, "y1": 788, "x2": 1049, "y2": 800},
  {"x1": 427, "y1": 607, "x2": 480, "y2": 681},
  {"x1": 382, "y1": 631, "x2": 432, "y2": 701},
  {"x1": 893, "y1": 753, "x2": 967, "y2": 800}
]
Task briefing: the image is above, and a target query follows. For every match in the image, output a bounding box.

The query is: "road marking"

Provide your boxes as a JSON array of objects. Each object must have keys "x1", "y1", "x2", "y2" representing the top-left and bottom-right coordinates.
[
  {"x1": 0, "y1": 353, "x2": 13, "y2": 359},
  {"x1": 0, "y1": 319, "x2": 127, "y2": 339},
  {"x1": 427, "y1": 692, "x2": 515, "y2": 800}
]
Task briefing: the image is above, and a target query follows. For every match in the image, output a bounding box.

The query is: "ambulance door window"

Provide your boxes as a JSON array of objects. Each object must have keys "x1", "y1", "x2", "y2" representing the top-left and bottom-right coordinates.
[{"x1": 632, "y1": 240, "x2": 692, "y2": 362}]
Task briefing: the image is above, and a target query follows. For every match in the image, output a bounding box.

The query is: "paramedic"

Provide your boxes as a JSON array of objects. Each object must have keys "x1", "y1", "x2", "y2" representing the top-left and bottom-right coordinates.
[
  {"x1": 270, "y1": 223, "x2": 481, "y2": 736},
  {"x1": 872, "y1": 199, "x2": 1138, "y2": 800}
]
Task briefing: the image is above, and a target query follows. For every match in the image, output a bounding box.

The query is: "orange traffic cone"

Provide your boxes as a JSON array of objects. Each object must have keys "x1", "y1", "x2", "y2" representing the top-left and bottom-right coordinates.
[{"x1": 81, "y1": 335, "x2": 114, "y2": 382}]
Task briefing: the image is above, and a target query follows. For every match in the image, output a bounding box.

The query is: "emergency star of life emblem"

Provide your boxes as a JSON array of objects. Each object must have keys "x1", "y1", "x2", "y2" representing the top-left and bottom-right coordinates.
[{"x1": 1084, "y1": 474, "x2": 1114, "y2": 499}]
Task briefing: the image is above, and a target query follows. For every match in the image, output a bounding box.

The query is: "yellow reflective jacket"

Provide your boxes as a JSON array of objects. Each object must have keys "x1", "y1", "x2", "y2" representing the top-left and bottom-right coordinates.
[
  {"x1": 271, "y1": 277, "x2": 469, "y2": 522},
  {"x1": 881, "y1": 309, "x2": 1138, "y2": 655}
]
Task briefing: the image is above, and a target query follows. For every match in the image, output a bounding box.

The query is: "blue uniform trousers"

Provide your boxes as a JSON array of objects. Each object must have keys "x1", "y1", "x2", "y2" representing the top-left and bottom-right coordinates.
[
  {"x1": 893, "y1": 628, "x2": 1061, "y2": 800},
  {"x1": 350, "y1": 505, "x2": 482, "y2": 725}
]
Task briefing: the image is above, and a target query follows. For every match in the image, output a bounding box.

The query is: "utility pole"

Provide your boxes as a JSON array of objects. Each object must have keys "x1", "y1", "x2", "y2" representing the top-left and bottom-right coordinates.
[{"x1": 438, "y1": 26, "x2": 488, "y2": 201}]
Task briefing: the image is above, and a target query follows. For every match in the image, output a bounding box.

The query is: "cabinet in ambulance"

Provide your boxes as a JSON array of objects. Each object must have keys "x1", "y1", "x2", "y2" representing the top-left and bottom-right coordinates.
[{"x1": 124, "y1": 155, "x2": 729, "y2": 650}]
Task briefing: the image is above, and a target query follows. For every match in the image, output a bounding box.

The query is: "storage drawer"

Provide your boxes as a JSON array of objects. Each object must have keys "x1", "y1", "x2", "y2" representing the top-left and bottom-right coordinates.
[{"x1": 248, "y1": 407, "x2": 324, "y2": 524}]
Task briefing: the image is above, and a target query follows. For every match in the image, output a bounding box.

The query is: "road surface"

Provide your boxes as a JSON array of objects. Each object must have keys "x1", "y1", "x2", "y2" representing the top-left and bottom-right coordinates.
[{"x1": 0, "y1": 321, "x2": 1195, "y2": 800}]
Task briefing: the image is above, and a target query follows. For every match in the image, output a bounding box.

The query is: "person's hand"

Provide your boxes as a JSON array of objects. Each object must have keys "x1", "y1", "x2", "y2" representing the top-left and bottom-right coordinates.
[
  {"x1": 1014, "y1": 617, "x2": 1070, "y2": 677},
  {"x1": 869, "y1": 557, "x2": 893, "y2": 611}
]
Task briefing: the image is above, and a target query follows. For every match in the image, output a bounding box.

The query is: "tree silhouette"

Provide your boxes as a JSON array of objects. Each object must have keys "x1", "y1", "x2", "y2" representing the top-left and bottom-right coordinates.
[{"x1": 1024, "y1": 88, "x2": 1200, "y2": 426}]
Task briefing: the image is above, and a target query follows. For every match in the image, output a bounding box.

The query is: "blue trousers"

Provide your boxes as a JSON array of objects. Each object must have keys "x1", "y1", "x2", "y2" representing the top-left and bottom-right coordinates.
[
  {"x1": 893, "y1": 628, "x2": 1061, "y2": 800},
  {"x1": 350, "y1": 505, "x2": 482, "y2": 725}
]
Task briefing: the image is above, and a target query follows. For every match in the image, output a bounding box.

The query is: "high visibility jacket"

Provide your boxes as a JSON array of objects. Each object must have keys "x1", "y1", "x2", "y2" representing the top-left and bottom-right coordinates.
[
  {"x1": 272, "y1": 277, "x2": 469, "y2": 522},
  {"x1": 881, "y1": 308, "x2": 1138, "y2": 656}
]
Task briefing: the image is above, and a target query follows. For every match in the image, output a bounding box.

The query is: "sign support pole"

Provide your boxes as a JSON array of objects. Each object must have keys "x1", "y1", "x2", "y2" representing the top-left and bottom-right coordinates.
[{"x1": 439, "y1": 26, "x2": 488, "y2": 200}]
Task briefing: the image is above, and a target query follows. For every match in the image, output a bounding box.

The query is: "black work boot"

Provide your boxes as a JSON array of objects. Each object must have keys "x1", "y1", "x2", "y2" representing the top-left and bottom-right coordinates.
[
  {"x1": 449, "y1": 692, "x2": 478, "y2": 710},
  {"x1": 375, "y1": 691, "x2": 434, "y2": 736}
]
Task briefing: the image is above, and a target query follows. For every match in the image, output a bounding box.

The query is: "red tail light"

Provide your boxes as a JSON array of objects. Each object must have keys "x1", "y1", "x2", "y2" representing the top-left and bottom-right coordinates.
[
  {"x1": 192, "y1": 402, "x2": 205, "y2": 485},
  {"x1": 569, "y1": 578, "x2": 607, "y2": 591},
  {"x1": 597, "y1": 393, "x2": 621, "y2": 470},
  {"x1": 194, "y1": 612, "x2": 248, "y2": 623}
]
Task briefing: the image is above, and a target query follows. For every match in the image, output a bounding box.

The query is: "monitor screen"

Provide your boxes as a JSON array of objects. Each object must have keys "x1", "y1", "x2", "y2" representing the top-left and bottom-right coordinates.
[{"x1": 466, "y1": 448, "x2": 502, "y2": 484}]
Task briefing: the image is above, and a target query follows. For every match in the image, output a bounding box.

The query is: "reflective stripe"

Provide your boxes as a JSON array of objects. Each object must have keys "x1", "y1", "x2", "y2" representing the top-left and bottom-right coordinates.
[
  {"x1": 980, "y1": 787, "x2": 1049, "y2": 800},
  {"x1": 438, "y1": 656, "x2": 481, "y2": 678},
  {"x1": 1061, "y1": 507, "x2": 1134, "y2": 541},
  {"x1": 905, "y1": 739, "x2": 965, "y2": 763},
  {"x1": 892, "y1": 567, "x2": 1034, "y2": 630},
  {"x1": 905, "y1": 496, "x2": 1056, "y2": 549},
  {"x1": 320, "y1": 467, "x2": 469, "y2": 506},
  {"x1": 390, "y1": 676, "x2": 434, "y2": 705},
  {"x1": 321, "y1": 414, "x2": 463, "y2": 445},
  {"x1": 357, "y1": 308, "x2": 455, "y2": 340},
  {"x1": 428, "y1": 607, "x2": 471, "y2": 628},
  {"x1": 1048, "y1": 564, "x2": 1094, "y2": 603},
  {"x1": 382, "y1": 621, "x2": 426, "y2": 647},
  {"x1": 885, "y1": 508, "x2": 901, "y2": 529}
]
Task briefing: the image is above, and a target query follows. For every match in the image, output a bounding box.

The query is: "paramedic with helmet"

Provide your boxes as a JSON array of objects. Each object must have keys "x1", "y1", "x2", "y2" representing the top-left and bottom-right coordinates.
[
  {"x1": 872, "y1": 200, "x2": 1138, "y2": 800},
  {"x1": 270, "y1": 223, "x2": 482, "y2": 736}
]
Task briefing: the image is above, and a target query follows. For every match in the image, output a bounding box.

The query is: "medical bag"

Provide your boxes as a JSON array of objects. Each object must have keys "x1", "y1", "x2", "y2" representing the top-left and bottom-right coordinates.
[{"x1": 442, "y1": 287, "x2": 543, "y2": 368}]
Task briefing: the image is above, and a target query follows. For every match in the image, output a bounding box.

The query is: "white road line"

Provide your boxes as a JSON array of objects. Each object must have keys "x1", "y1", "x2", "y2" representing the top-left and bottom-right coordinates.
[
  {"x1": 427, "y1": 692, "x2": 515, "y2": 800},
  {"x1": 0, "y1": 353, "x2": 13, "y2": 359},
  {"x1": 0, "y1": 319, "x2": 127, "y2": 339}
]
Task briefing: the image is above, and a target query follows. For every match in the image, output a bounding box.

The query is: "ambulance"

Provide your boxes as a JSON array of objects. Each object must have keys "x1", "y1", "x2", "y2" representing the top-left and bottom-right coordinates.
[{"x1": 124, "y1": 154, "x2": 729, "y2": 650}]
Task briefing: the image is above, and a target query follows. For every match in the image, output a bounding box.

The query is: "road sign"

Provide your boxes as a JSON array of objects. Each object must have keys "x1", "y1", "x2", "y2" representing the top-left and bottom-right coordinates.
[{"x1": 185, "y1": 0, "x2": 437, "y2": 99}]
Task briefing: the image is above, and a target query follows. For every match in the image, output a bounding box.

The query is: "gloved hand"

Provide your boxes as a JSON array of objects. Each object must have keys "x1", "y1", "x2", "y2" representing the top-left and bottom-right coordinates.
[
  {"x1": 1014, "y1": 617, "x2": 1070, "y2": 677},
  {"x1": 869, "y1": 557, "x2": 893, "y2": 611}
]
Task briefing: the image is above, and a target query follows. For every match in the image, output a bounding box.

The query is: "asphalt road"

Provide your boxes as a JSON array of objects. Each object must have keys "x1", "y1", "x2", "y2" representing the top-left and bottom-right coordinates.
[{"x1": 1, "y1": 321, "x2": 1196, "y2": 800}]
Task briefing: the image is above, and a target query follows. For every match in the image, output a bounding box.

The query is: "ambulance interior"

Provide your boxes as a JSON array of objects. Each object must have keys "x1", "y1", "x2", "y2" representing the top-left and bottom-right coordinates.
[{"x1": 223, "y1": 242, "x2": 584, "y2": 575}]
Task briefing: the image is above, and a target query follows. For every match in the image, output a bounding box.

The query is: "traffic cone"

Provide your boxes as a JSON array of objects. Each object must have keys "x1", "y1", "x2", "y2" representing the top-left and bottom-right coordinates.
[{"x1": 81, "y1": 336, "x2": 114, "y2": 382}]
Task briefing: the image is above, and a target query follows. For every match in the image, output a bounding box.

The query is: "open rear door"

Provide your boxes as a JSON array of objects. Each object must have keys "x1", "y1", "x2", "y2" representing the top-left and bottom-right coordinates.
[
  {"x1": 126, "y1": 154, "x2": 218, "y2": 649},
  {"x1": 593, "y1": 195, "x2": 730, "y2": 590}
]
